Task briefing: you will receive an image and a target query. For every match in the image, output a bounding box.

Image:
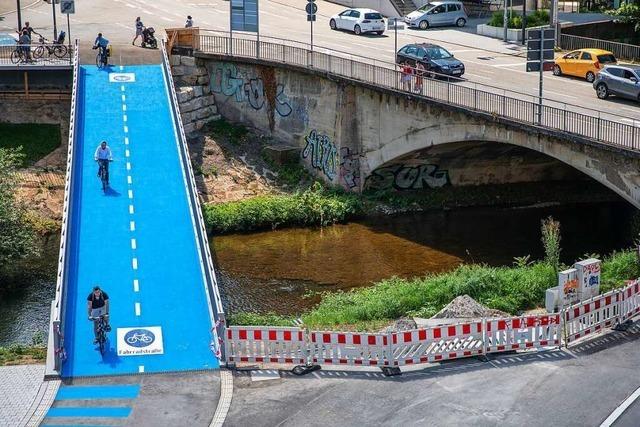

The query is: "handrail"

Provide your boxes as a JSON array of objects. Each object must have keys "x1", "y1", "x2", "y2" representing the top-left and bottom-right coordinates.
[
  {"x1": 198, "y1": 30, "x2": 640, "y2": 127},
  {"x1": 0, "y1": 43, "x2": 74, "y2": 66},
  {"x1": 559, "y1": 33, "x2": 640, "y2": 62},
  {"x1": 47, "y1": 39, "x2": 79, "y2": 376},
  {"x1": 197, "y1": 34, "x2": 640, "y2": 151},
  {"x1": 160, "y1": 39, "x2": 226, "y2": 360}
]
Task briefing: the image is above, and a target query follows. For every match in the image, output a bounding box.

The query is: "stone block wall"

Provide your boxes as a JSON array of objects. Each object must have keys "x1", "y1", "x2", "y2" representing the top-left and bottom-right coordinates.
[{"x1": 170, "y1": 55, "x2": 220, "y2": 135}]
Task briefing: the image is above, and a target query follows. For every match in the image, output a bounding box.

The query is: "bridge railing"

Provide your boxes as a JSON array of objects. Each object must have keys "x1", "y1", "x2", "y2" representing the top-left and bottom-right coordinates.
[
  {"x1": 45, "y1": 39, "x2": 78, "y2": 378},
  {"x1": 0, "y1": 42, "x2": 73, "y2": 66},
  {"x1": 559, "y1": 33, "x2": 640, "y2": 63},
  {"x1": 197, "y1": 34, "x2": 640, "y2": 151},
  {"x1": 161, "y1": 39, "x2": 226, "y2": 360}
]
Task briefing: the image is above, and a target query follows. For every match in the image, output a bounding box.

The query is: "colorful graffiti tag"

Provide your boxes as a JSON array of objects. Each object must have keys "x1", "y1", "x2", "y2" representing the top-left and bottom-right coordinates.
[
  {"x1": 210, "y1": 63, "x2": 292, "y2": 117},
  {"x1": 302, "y1": 130, "x2": 339, "y2": 180},
  {"x1": 339, "y1": 147, "x2": 360, "y2": 189},
  {"x1": 365, "y1": 164, "x2": 449, "y2": 190}
]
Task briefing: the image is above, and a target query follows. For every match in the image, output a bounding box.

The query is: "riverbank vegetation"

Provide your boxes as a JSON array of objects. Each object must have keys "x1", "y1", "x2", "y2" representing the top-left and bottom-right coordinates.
[
  {"x1": 0, "y1": 345, "x2": 46, "y2": 365},
  {"x1": 0, "y1": 123, "x2": 60, "y2": 166}
]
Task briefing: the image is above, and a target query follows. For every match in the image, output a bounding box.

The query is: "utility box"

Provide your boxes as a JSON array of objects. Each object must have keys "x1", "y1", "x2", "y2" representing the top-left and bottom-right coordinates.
[
  {"x1": 559, "y1": 268, "x2": 579, "y2": 306},
  {"x1": 575, "y1": 258, "x2": 601, "y2": 300},
  {"x1": 545, "y1": 287, "x2": 560, "y2": 313}
]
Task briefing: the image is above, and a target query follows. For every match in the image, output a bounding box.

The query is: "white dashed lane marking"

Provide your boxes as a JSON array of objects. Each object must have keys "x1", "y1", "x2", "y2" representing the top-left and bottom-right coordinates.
[
  {"x1": 122, "y1": 105, "x2": 127, "y2": 111},
  {"x1": 127, "y1": 176, "x2": 132, "y2": 185},
  {"x1": 128, "y1": 190, "x2": 133, "y2": 199},
  {"x1": 124, "y1": 137, "x2": 129, "y2": 145},
  {"x1": 132, "y1": 258, "x2": 138, "y2": 270},
  {"x1": 129, "y1": 204, "x2": 134, "y2": 214},
  {"x1": 125, "y1": 149, "x2": 130, "y2": 158},
  {"x1": 135, "y1": 302, "x2": 141, "y2": 316},
  {"x1": 126, "y1": 162, "x2": 131, "y2": 171},
  {"x1": 131, "y1": 238, "x2": 137, "y2": 250},
  {"x1": 123, "y1": 115, "x2": 127, "y2": 122},
  {"x1": 124, "y1": 126, "x2": 128, "y2": 133},
  {"x1": 130, "y1": 221, "x2": 135, "y2": 231},
  {"x1": 138, "y1": 365, "x2": 144, "y2": 373},
  {"x1": 133, "y1": 279, "x2": 139, "y2": 292}
]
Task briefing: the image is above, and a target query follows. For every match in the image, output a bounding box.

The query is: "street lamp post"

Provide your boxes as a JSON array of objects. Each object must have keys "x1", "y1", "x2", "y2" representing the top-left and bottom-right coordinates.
[
  {"x1": 16, "y1": 0, "x2": 22, "y2": 31},
  {"x1": 52, "y1": 0, "x2": 58, "y2": 40}
]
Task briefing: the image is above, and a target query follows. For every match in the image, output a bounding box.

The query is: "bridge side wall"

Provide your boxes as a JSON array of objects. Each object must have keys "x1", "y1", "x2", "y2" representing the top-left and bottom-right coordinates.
[{"x1": 200, "y1": 56, "x2": 640, "y2": 207}]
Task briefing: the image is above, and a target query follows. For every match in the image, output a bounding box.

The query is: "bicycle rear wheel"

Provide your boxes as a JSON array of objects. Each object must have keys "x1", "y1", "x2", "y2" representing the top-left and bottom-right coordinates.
[
  {"x1": 99, "y1": 332, "x2": 105, "y2": 355},
  {"x1": 53, "y1": 45, "x2": 68, "y2": 59},
  {"x1": 32, "y1": 46, "x2": 45, "y2": 59},
  {"x1": 10, "y1": 50, "x2": 22, "y2": 64}
]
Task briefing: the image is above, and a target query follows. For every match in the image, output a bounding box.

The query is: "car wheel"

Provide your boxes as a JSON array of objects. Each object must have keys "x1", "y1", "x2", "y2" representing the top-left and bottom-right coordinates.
[
  {"x1": 456, "y1": 18, "x2": 466, "y2": 27},
  {"x1": 354, "y1": 24, "x2": 362, "y2": 35},
  {"x1": 419, "y1": 20, "x2": 429, "y2": 30},
  {"x1": 553, "y1": 64, "x2": 562, "y2": 76},
  {"x1": 330, "y1": 19, "x2": 337, "y2": 30},
  {"x1": 376, "y1": 31, "x2": 384, "y2": 35},
  {"x1": 586, "y1": 71, "x2": 596, "y2": 83},
  {"x1": 596, "y1": 83, "x2": 609, "y2": 99}
]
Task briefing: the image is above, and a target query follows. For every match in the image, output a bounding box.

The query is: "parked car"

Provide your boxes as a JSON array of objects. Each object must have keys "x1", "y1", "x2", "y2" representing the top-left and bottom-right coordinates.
[
  {"x1": 329, "y1": 8, "x2": 386, "y2": 35},
  {"x1": 553, "y1": 49, "x2": 617, "y2": 83},
  {"x1": 404, "y1": 1, "x2": 467, "y2": 30},
  {"x1": 396, "y1": 43, "x2": 465, "y2": 77},
  {"x1": 593, "y1": 65, "x2": 640, "y2": 102}
]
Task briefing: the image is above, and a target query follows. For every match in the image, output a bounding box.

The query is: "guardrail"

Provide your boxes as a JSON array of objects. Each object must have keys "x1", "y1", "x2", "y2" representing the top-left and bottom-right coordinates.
[
  {"x1": 45, "y1": 39, "x2": 78, "y2": 378},
  {"x1": 0, "y1": 42, "x2": 73, "y2": 66},
  {"x1": 196, "y1": 34, "x2": 640, "y2": 151},
  {"x1": 225, "y1": 279, "x2": 639, "y2": 368},
  {"x1": 559, "y1": 33, "x2": 640, "y2": 63},
  {"x1": 161, "y1": 39, "x2": 226, "y2": 360}
]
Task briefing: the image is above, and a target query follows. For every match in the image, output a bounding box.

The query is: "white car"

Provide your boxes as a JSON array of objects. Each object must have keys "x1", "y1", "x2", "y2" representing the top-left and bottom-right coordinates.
[{"x1": 329, "y1": 8, "x2": 386, "y2": 36}]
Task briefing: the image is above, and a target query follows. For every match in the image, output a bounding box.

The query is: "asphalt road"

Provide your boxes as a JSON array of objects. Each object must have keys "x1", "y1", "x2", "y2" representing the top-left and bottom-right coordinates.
[
  {"x1": 1, "y1": 0, "x2": 639, "y2": 123},
  {"x1": 225, "y1": 323, "x2": 640, "y2": 426}
]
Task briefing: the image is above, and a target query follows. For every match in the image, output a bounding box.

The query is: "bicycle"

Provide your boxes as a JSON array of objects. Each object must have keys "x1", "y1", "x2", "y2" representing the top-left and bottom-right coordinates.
[
  {"x1": 10, "y1": 46, "x2": 31, "y2": 64},
  {"x1": 94, "y1": 45, "x2": 108, "y2": 69},
  {"x1": 97, "y1": 159, "x2": 112, "y2": 192},
  {"x1": 32, "y1": 36, "x2": 68, "y2": 60},
  {"x1": 126, "y1": 333, "x2": 153, "y2": 345},
  {"x1": 89, "y1": 315, "x2": 109, "y2": 355}
]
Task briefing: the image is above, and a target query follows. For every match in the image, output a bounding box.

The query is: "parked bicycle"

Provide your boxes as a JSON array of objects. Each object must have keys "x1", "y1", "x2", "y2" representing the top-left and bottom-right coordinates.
[
  {"x1": 89, "y1": 315, "x2": 108, "y2": 355},
  {"x1": 10, "y1": 45, "x2": 32, "y2": 64},
  {"x1": 32, "y1": 35, "x2": 68, "y2": 60}
]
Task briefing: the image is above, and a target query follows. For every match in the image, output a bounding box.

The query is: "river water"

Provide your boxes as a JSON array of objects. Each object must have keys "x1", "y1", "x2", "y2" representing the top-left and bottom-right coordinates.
[{"x1": 0, "y1": 202, "x2": 636, "y2": 345}]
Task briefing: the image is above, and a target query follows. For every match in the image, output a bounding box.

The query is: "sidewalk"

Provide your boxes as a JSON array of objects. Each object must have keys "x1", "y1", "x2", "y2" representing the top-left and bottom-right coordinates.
[{"x1": 0, "y1": 364, "x2": 59, "y2": 427}]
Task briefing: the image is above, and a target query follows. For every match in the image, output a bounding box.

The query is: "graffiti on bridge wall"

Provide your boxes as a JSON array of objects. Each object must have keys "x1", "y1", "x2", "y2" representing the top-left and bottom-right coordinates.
[
  {"x1": 365, "y1": 164, "x2": 449, "y2": 190},
  {"x1": 340, "y1": 147, "x2": 360, "y2": 189},
  {"x1": 210, "y1": 63, "x2": 292, "y2": 117},
  {"x1": 302, "y1": 130, "x2": 339, "y2": 180}
]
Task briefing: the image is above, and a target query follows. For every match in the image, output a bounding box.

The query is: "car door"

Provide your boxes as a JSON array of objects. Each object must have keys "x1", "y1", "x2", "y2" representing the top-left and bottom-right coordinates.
[
  {"x1": 561, "y1": 51, "x2": 580, "y2": 76},
  {"x1": 349, "y1": 10, "x2": 361, "y2": 31},
  {"x1": 621, "y1": 69, "x2": 640, "y2": 100},
  {"x1": 604, "y1": 67, "x2": 624, "y2": 96},
  {"x1": 396, "y1": 46, "x2": 410, "y2": 64},
  {"x1": 404, "y1": 45, "x2": 419, "y2": 66},
  {"x1": 428, "y1": 4, "x2": 447, "y2": 26},
  {"x1": 446, "y1": 3, "x2": 459, "y2": 25},
  {"x1": 336, "y1": 10, "x2": 351, "y2": 29},
  {"x1": 578, "y1": 51, "x2": 594, "y2": 79}
]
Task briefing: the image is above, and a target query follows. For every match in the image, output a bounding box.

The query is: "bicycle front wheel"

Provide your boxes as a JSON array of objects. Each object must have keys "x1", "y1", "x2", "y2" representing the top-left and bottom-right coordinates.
[
  {"x1": 10, "y1": 49, "x2": 22, "y2": 64},
  {"x1": 96, "y1": 53, "x2": 103, "y2": 68},
  {"x1": 32, "y1": 46, "x2": 44, "y2": 59},
  {"x1": 53, "y1": 45, "x2": 68, "y2": 59}
]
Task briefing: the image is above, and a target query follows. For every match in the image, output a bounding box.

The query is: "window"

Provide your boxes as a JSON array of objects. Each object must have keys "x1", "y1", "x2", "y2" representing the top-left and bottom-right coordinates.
[
  {"x1": 339, "y1": 10, "x2": 352, "y2": 16},
  {"x1": 623, "y1": 70, "x2": 638, "y2": 81},
  {"x1": 424, "y1": 46, "x2": 452, "y2": 59},
  {"x1": 405, "y1": 46, "x2": 418, "y2": 56},
  {"x1": 416, "y1": 48, "x2": 427, "y2": 58},
  {"x1": 597, "y1": 54, "x2": 617, "y2": 64},
  {"x1": 364, "y1": 13, "x2": 382, "y2": 19},
  {"x1": 418, "y1": 3, "x2": 436, "y2": 11},
  {"x1": 447, "y1": 4, "x2": 459, "y2": 12},
  {"x1": 430, "y1": 5, "x2": 446, "y2": 13},
  {"x1": 565, "y1": 51, "x2": 580, "y2": 60},
  {"x1": 580, "y1": 52, "x2": 592, "y2": 61},
  {"x1": 351, "y1": 11, "x2": 360, "y2": 18},
  {"x1": 606, "y1": 68, "x2": 623, "y2": 78}
]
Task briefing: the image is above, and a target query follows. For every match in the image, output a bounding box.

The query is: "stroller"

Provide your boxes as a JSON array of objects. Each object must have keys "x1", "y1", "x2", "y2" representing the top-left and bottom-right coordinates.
[{"x1": 141, "y1": 27, "x2": 157, "y2": 49}]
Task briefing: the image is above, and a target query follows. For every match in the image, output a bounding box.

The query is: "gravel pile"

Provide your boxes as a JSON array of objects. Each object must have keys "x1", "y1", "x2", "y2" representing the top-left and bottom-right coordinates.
[{"x1": 432, "y1": 295, "x2": 509, "y2": 319}]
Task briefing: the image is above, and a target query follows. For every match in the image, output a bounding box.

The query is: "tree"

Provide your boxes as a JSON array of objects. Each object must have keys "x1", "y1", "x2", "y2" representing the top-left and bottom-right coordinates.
[
  {"x1": 607, "y1": 3, "x2": 640, "y2": 32},
  {"x1": 0, "y1": 147, "x2": 38, "y2": 277}
]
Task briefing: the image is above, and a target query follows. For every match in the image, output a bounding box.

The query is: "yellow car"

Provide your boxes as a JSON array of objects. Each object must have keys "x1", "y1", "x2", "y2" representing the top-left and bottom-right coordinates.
[{"x1": 553, "y1": 49, "x2": 617, "y2": 83}]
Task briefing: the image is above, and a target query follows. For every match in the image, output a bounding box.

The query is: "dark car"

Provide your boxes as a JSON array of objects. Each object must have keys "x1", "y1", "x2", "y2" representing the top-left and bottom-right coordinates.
[{"x1": 396, "y1": 43, "x2": 465, "y2": 77}]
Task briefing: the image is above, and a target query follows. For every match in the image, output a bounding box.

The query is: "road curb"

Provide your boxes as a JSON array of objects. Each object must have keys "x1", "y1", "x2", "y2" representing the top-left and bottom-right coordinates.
[{"x1": 210, "y1": 369, "x2": 233, "y2": 427}]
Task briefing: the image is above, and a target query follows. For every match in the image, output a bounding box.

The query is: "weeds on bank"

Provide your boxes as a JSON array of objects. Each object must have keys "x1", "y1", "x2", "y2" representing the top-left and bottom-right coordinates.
[
  {"x1": 205, "y1": 119, "x2": 248, "y2": 146},
  {"x1": 0, "y1": 124, "x2": 61, "y2": 166}
]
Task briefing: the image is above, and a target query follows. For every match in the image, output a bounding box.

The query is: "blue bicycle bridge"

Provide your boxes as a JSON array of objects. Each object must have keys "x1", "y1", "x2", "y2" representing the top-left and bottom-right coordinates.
[{"x1": 49, "y1": 58, "x2": 224, "y2": 377}]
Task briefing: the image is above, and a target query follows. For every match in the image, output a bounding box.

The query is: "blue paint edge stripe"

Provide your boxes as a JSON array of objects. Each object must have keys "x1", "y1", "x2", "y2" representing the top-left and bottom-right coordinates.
[
  {"x1": 46, "y1": 407, "x2": 132, "y2": 418},
  {"x1": 55, "y1": 384, "x2": 140, "y2": 400}
]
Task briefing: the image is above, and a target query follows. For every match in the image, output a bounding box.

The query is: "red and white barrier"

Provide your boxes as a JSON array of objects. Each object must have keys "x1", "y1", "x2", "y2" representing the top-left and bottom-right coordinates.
[
  {"x1": 391, "y1": 321, "x2": 484, "y2": 366},
  {"x1": 564, "y1": 290, "x2": 622, "y2": 344},
  {"x1": 620, "y1": 280, "x2": 640, "y2": 322},
  {"x1": 484, "y1": 314, "x2": 561, "y2": 353},
  {"x1": 225, "y1": 326, "x2": 307, "y2": 364},
  {"x1": 310, "y1": 331, "x2": 390, "y2": 366}
]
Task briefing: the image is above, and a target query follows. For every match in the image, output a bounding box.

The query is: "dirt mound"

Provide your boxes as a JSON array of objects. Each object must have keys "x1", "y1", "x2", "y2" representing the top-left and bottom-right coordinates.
[{"x1": 432, "y1": 295, "x2": 509, "y2": 319}]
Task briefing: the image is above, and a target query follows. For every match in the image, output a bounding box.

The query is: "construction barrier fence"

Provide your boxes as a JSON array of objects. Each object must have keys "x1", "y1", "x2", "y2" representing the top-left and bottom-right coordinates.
[{"x1": 224, "y1": 280, "x2": 640, "y2": 368}]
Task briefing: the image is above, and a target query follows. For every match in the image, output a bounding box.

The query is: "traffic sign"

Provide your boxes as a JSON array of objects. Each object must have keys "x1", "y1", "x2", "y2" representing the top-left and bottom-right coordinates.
[
  {"x1": 305, "y1": 2, "x2": 317, "y2": 14},
  {"x1": 528, "y1": 28, "x2": 556, "y2": 40},
  {"x1": 60, "y1": 0, "x2": 75, "y2": 14},
  {"x1": 526, "y1": 62, "x2": 555, "y2": 72},
  {"x1": 307, "y1": 14, "x2": 316, "y2": 21},
  {"x1": 526, "y1": 26, "x2": 555, "y2": 74},
  {"x1": 526, "y1": 50, "x2": 554, "y2": 61}
]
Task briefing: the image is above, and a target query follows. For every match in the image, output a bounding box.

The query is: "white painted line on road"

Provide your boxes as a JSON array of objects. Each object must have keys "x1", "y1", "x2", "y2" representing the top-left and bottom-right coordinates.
[
  {"x1": 160, "y1": 16, "x2": 173, "y2": 22},
  {"x1": 122, "y1": 95, "x2": 126, "y2": 102},
  {"x1": 131, "y1": 238, "x2": 136, "y2": 249},
  {"x1": 129, "y1": 204, "x2": 134, "y2": 214},
  {"x1": 125, "y1": 149, "x2": 130, "y2": 158},
  {"x1": 124, "y1": 137, "x2": 129, "y2": 145},
  {"x1": 121, "y1": 85, "x2": 125, "y2": 92},
  {"x1": 127, "y1": 175, "x2": 132, "y2": 184},
  {"x1": 540, "y1": 90, "x2": 578, "y2": 100},
  {"x1": 122, "y1": 105, "x2": 127, "y2": 111},
  {"x1": 138, "y1": 365, "x2": 144, "y2": 373},
  {"x1": 135, "y1": 302, "x2": 141, "y2": 316},
  {"x1": 119, "y1": 65, "x2": 124, "y2": 71},
  {"x1": 128, "y1": 189, "x2": 133, "y2": 199},
  {"x1": 133, "y1": 279, "x2": 139, "y2": 292},
  {"x1": 132, "y1": 258, "x2": 138, "y2": 270},
  {"x1": 124, "y1": 126, "x2": 128, "y2": 134},
  {"x1": 600, "y1": 385, "x2": 640, "y2": 427},
  {"x1": 492, "y1": 63, "x2": 526, "y2": 68},
  {"x1": 130, "y1": 220, "x2": 136, "y2": 231},
  {"x1": 463, "y1": 72, "x2": 493, "y2": 81},
  {"x1": 123, "y1": 114, "x2": 128, "y2": 122},
  {"x1": 126, "y1": 162, "x2": 131, "y2": 171}
]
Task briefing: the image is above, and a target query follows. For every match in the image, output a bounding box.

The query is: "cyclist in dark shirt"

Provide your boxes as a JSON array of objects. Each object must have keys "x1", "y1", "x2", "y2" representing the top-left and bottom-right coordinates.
[{"x1": 87, "y1": 286, "x2": 111, "y2": 343}]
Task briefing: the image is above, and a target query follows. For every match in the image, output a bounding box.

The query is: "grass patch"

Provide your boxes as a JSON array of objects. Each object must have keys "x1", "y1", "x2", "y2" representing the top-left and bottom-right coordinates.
[
  {"x1": 205, "y1": 118, "x2": 248, "y2": 145},
  {"x1": 0, "y1": 345, "x2": 46, "y2": 365},
  {"x1": 0, "y1": 123, "x2": 61, "y2": 166},
  {"x1": 227, "y1": 312, "x2": 296, "y2": 327},
  {"x1": 228, "y1": 249, "x2": 640, "y2": 331},
  {"x1": 204, "y1": 182, "x2": 363, "y2": 234}
]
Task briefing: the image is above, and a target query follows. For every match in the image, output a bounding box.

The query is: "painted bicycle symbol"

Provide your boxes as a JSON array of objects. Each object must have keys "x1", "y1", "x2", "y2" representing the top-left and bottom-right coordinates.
[{"x1": 124, "y1": 329, "x2": 155, "y2": 347}]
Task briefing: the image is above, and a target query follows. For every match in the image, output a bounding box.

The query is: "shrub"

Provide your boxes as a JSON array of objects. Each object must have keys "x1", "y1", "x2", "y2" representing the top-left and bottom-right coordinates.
[{"x1": 487, "y1": 10, "x2": 549, "y2": 29}]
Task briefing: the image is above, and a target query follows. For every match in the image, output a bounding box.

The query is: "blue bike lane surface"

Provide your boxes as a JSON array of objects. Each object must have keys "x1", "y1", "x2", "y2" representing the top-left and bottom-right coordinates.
[{"x1": 62, "y1": 65, "x2": 218, "y2": 378}]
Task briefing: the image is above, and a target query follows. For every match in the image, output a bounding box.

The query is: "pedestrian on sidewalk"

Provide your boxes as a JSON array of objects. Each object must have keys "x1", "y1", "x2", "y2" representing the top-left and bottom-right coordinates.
[
  {"x1": 401, "y1": 62, "x2": 413, "y2": 92},
  {"x1": 414, "y1": 61, "x2": 425, "y2": 94},
  {"x1": 185, "y1": 15, "x2": 193, "y2": 28},
  {"x1": 132, "y1": 17, "x2": 144, "y2": 46}
]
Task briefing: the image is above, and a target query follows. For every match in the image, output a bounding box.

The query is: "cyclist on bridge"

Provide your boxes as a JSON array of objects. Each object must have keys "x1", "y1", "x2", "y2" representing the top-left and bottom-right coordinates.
[
  {"x1": 87, "y1": 286, "x2": 111, "y2": 344},
  {"x1": 93, "y1": 33, "x2": 110, "y2": 63},
  {"x1": 94, "y1": 140, "x2": 113, "y2": 181}
]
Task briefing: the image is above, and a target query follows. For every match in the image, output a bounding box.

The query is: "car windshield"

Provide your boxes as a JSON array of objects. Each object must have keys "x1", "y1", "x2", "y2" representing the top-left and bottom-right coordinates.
[
  {"x1": 417, "y1": 3, "x2": 436, "y2": 11},
  {"x1": 365, "y1": 13, "x2": 383, "y2": 19},
  {"x1": 597, "y1": 54, "x2": 616, "y2": 64},
  {"x1": 424, "y1": 46, "x2": 452, "y2": 59}
]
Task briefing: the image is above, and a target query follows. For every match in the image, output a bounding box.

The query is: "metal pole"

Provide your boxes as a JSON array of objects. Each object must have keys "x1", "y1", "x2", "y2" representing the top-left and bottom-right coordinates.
[
  {"x1": 229, "y1": 0, "x2": 233, "y2": 55},
  {"x1": 66, "y1": 13, "x2": 70, "y2": 42},
  {"x1": 521, "y1": 0, "x2": 526, "y2": 46},
  {"x1": 503, "y1": 0, "x2": 508, "y2": 41},
  {"x1": 52, "y1": 0, "x2": 57, "y2": 40},
  {"x1": 394, "y1": 18, "x2": 398, "y2": 70},
  {"x1": 16, "y1": 0, "x2": 22, "y2": 32},
  {"x1": 256, "y1": 0, "x2": 260, "y2": 58},
  {"x1": 538, "y1": 29, "x2": 544, "y2": 125},
  {"x1": 310, "y1": 14, "x2": 314, "y2": 52}
]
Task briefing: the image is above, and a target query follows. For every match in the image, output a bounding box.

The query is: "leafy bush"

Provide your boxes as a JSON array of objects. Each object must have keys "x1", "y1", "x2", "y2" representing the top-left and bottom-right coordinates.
[
  {"x1": 606, "y1": 3, "x2": 640, "y2": 31},
  {"x1": 204, "y1": 182, "x2": 363, "y2": 234},
  {"x1": 488, "y1": 10, "x2": 549, "y2": 29}
]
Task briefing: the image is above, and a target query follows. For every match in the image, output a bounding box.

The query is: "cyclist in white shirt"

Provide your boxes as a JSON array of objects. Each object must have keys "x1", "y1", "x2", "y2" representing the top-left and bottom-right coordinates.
[{"x1": 94, "y1": 140, "x2": 113, "y2": 179}]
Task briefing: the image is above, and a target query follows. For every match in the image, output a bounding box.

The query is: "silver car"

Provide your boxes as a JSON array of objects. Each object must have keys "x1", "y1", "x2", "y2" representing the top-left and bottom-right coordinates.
[
  {"x1": 404, "y1": 1, "x2": 468, "y2": 30},
  {"x1": 593, "y1": 65, "x2": 640, "y2": 102}
]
